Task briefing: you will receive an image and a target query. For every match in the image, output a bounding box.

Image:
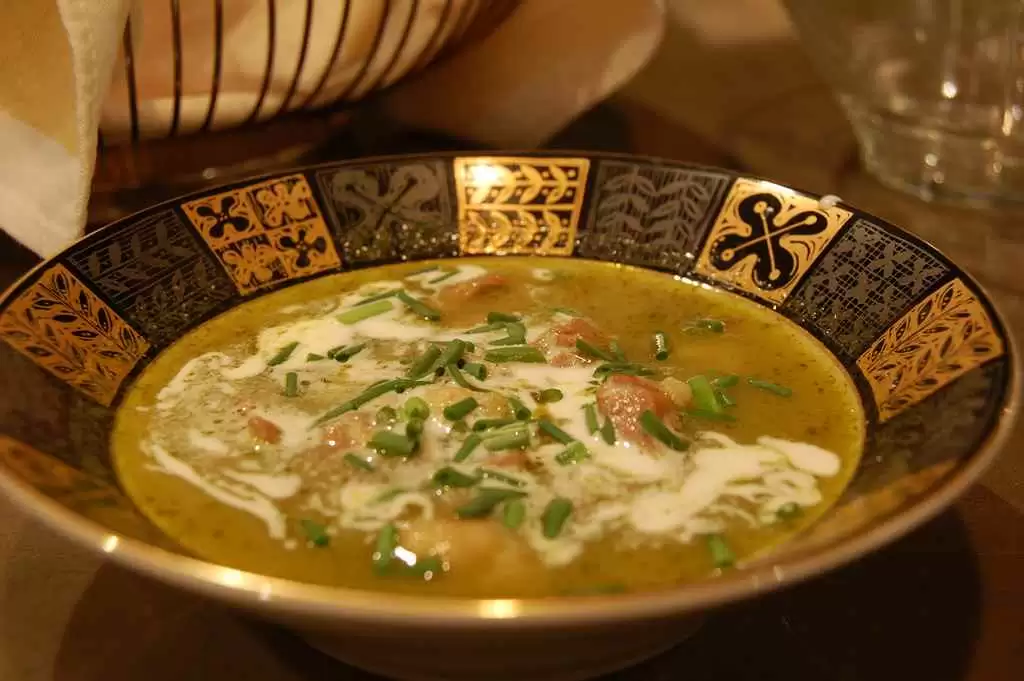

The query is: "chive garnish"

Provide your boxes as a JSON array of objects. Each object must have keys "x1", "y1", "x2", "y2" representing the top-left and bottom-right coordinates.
[
  {"x1": 555, "y1": 441, "x2": 589, "y2": 465},
  {"x1": 407, "y1": 264, "x2": 439, "y2": 276},
  {"x1": 487, "y1": 312, "x2": 521, "y2": 323},
  {"x1": 456, "y1": 488, "x2": 527, "y2": 519},
  {"x1": 329, "y1": 343, "x2": 366, "y2": 362},
  {"x1": 584, "y1": 403, "x2": 599, "y2": 434},
  {"x1": 432, "y1": 466, "x2": 480, "y2": 488},
  {"x1": 453, "y1": 433, "x2": 483, "y2": 463},
  {"x1": 403, "y1": 396, "x2": 430, "y2": 420},
  {"x1": 748, "y1": 378, "x2": 793, "y2": 397},
  {"x1": 575, "y1": 338, "x2": 615, "y2": 362},
  {"x1": 551, "y1": 306, "x2": 579, "y2": 316},
  {"x1": 344, "y1": 452, "x2": 374, "y2": 472},
  {"x1": 484, "y1": 346, "x2": 546, "y2": 363},
  {"x1": 406, "y1": 417, "x2": 425, "y2": 437},
  {"x1": 706, "y1": 534, "x2": 735, "y2": 568},
  {"x1": 687, "y1": 375, "x2": 722, "y2": 414},
  {"x1": 306, "y1": 353, "x2": 325, "y2": 361},
  {"x1": 300, "y1": 519, "x2": 330, "y2": 547},
  {"x1": 406, "y1": 345, "x2": 442, "y2": 379},
  {"x1": 444, "y1": 397, "x2": 479, "y2": 421},
  {"x1": 465, "y1": 322, "x2": 507, "y2": 334},
  {"x1": 609, "y1": 340, "x2": 626, "y2": 362},
  {"x1": 447, "y1": 363, "x2": 488, "y2": 392},
  {"x1": 429, "y1": 270, "x2": 458, "y2": 284},
  {"x1": 777, "y1": 502, "x2": 803, "y2": 521},
  {"x1": 639, "y1": 410, "x2": 688, "y2": 450},
  {"x1": 537, "y1": 419, "x2": 574, "y2": 445},
  {"x1": 267, "y1": 341, "x2": 299, "y2": 366},
  {"x1": 477, "y1": 468, "x2": 526, "y2": 487},
  {"x1": 685, "y1": 409, "x2": 737, "y2": 422},
  {"x1": 369, "y1": 431, "x2": 418, "y2": 457},
  {"x1": 284, "y1": 371, "x2": 299, "y2": 397},
  {"x1": 600, "y1": 418, "x2": 616, "y2": 445},
  {"x1": 373, "y1": 523, "x2": 399, "y2": 571},
  {"x1": 688, "y1": 318, "x2": 725, "y2": 333},
  {"x1": 713, "y1": 374, "x2": 740, "y2": 388},
  {"x1": 490, "y1": 322, "x2": 527, "y2": 346},
  {"x1": 541, "y1": 498, "x2": 573, "y2": 538},
  {"x1": 472, "y1": 417, "x2": 518, "y2": 431},
  {"x1": 312, "y1": 379, "x2": 431, "y2": 425},
  {"x1": 535, "y1": 388, "x2": 563, "y2": 403},
  {"x1": 438, "y1": 339, "x2": 468, "y2": 367},
  {"x1": 592, "y1": 362, "x2": 657, "y2": 380},
  {"x1": 482, "y1": 426, "x2": 530, "y2": 451},
  {"x1": 355, "y1": 288, "x2": 401, "y2": 306},
  {"x1": 397, "y1": 291, "x2": 441, "y2": 321},
  {"x1": 716, "y1": 389, "x2": 736, "y2": 409},
  {"x1": 338, "y1": 299, "x2": 393, "y2": 324},
  {"x1": 508, "y1": 396, "x2": 532, "y2": 420},
  {"x1": 462, "y1": 362, "x2": 488, "y2": 380},
  {"x1": 376, "y1": 405, "x2": 398, "y2": 424},
  {"x1": 653, "y1": 331, "x2": 670, "y2": 361},
  {"x1": 502, "y1": 499, "x2": 526, "y2": 529}
]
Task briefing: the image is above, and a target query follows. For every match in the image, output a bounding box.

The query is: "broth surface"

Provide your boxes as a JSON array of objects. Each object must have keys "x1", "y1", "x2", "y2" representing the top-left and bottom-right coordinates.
[{"x1": 113, "y1": 257, "x2": 864, "y2": 598}]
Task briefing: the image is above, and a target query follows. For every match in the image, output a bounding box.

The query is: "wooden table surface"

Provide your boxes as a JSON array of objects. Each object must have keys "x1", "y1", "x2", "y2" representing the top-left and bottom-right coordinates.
[{"x1": 1, "y1": 2, "x2": 1022, "y2": 678}]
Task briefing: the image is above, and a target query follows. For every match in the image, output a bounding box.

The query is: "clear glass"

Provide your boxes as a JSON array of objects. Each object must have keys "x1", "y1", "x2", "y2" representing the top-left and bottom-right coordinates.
[{"x1": 785, "y1": 0, "x2": 1024, "y2": 206}]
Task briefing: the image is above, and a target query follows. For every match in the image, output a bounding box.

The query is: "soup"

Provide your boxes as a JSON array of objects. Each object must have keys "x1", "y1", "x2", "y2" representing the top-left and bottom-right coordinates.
[{"x1": 113, "y1": 257, "x2": 864, "y2": 598}]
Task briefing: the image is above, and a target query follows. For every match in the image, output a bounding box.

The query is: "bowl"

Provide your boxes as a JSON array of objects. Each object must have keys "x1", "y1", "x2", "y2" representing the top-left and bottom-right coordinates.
[{"x1": 0, "y1": 152, "x2": 1016, "y2": 681}]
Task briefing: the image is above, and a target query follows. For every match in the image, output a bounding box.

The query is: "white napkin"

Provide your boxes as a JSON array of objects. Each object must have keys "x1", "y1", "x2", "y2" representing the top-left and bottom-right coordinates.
[{"x1": 0, "y1": 0, "x2": 665, "y2": 258}]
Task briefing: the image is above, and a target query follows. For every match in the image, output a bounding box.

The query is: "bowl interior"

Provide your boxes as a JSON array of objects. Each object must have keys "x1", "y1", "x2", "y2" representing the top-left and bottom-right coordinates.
[{"x1": 0, "y1": 152, "x2": 1015, "y2": 618}]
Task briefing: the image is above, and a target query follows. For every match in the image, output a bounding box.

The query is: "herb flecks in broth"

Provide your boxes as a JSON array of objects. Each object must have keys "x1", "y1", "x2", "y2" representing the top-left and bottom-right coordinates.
[{"x1": 114, "y1": 258, "x2": 864, "y2": 598}]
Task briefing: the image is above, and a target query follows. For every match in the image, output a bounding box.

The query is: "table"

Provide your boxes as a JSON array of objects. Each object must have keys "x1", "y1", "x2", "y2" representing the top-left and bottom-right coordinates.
[{"x1": 1, "y1": 1, "x2": 1022, "y2": 678}]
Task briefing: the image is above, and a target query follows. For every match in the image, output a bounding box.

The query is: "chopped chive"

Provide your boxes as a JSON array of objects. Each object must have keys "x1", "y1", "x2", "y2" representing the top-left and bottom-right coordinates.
[
  {"x1": 438, "y1": 340, "x2": 467, "y2": 367},
  {"x1": 687, "y1": 375, "x2": 722, "y2": 413},
  {"x1": 312, "y1": 379, "x2": 431, "y2": 425},
  {"x1": 407, "y1": 264, "x2": 439, "y2": 276},
  {"x1": 397, "y1": 291, "x2": 441, "y2": 321},
  {"x1": 593, "y1": 362, "x2": 657, "y2": 380},
  {"x1": 487, "y1": 312, "x2": 520, "y2": 323},
  {"x1": 300, "y1": 519, "x2": 330, "y2": 547},
  {"x1": 477, "y1": 468, "x2": 526, "y2": 487},
  {"x1": 330, "y1": 343, "x2": 366, "y2": 363},
  {"x1": 706, "y1": 534, "x2": 735, "y2": 568},
  {"x1": 508, "y1": 396, "x2": 532, "y2": 420},
  {"x1": 490, "y1": 322, "x2": 527, "y2": 346},
  {"x1": 376, "y1": 405, "x2": 398, "y2": 424},
  {"x1": 685, "y1": 409, "x2": 737, "y2": 422},
  {"x1": 338, "y1": 299, "x2": 393, "y2": 324},
  {"x1": 777, "y1": 502, "x2": 803, "y2": 521},
  {"x1": 484, "y1": 346, "x2": 547, "y2": 364},
  {"x1": 609, "y1": 340, "x2": 627, "y2": 362},
  {"x1": 406, "y1": 345, "x2": 442, "y2": 379},
  {"x1": 406, "y1": 417, "x2": 425, "y2": 437},
  {"x1": 429, "y1": 270, "x2": 458, "y2": 284},
  {"x1": 748, "y1": 378, "x2": 793, "y2": 397},
  {"x1": 453, "y1": 433, "x2": 483, "y2": 463},
  {"x1": 306, "y1": 353, "x2": 325, "y2": 362},
  {"x1": 713, "y1": 374, "x2": 740, "y2": 388},
  {"x1": 267, "y1": 341, "x2": 299, "y2": 366},
  {"x1": 373, "y1": 523, "x2": 399, "y2": 571},
  {"x1": 689, "y1": 318, "x2": 725, "y2": 333},
  {"x1": 715, "y1": 389, "x2": 736, "y2": 409},
  {"x1": 653, "y1": 331, "x2": 670, "y2": 361},
  {"x1": 482, "y1": 427, "x2": 530, "y2": 451},
  {"x1": 465, "y1": 322, "x2": 507, "y2": 334},
  {"x1": 283, "y1": 371, "x2": 299, "y2": 397},
  {"x1": 639, "y1": 410, "x2": 688, "y2": 451},
  {"x1": 535, "y1": 388, "x2": 563, "y2": 403},
  {"x1": 472, "y1": 417, "x2": 518, "y2": 431},
  {"x1": 552, "y1": 306, "x2": 580, "y2": 316},
  {"x1": 462, "y1": 362, "x2": 488, "y2": 380},
  {"x1": 537, "y1": 419, "x2": 574, "y2": 445},
  {"x1": 555, "y1": 441, "x2": 589, "y2": 465},
  {"x1": 600, "y1": 418, "x2": 616, "y2": 445},
  {"x1": 502, "y1": 499, "x2": 526, "y2": 529},
  {"x1": 403, "y1": 396, "x2": 430, "y2": 420},
  {"x1": 447, "y1": 363, "x2": 488, "y2": 392},
  {"x1": 584, "y1": 403, "x2": 599, "y2": 434},
  {"x1": 575, "y1": 338, "x2": 615, "y2": 362},
  {"x1": 456, "y1": 488, "x2": 527, "y2": 519},
  {"x1": 356, "y1": 288, "x2": 402, "y2": 306},
  {"x1": 344, "y1": 452, "x2": 374, "y2": 472},
  {"x1": 444, "y1": 397, "x2": 479, "y2": 421},
  {"x1": 541, "y1": 498, "x2": 573, "y2": 538},
  {"x1": 369, "y1": 431, "x2": 418, "y2": 457},
  {"x1": 432, "y1": 466, "x2": 480, "y2": 488}
]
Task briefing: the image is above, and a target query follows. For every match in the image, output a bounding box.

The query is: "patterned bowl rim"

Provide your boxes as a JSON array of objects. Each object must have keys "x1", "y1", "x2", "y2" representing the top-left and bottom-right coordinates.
[{"x1": 0, "y1": 150, "x2": 1018, "y2": 627}]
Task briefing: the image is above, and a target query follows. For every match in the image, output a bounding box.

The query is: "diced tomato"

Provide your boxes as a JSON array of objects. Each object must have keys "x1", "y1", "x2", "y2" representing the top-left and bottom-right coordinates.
[
  {"x1": 596, "y1": 375, "x2": 675, "y2": 440},
  {"x1": 247, "y1": 416, "x2": 282, "y2": 444},
  {"x1": 437, "y1": 273, "x2": 508, "y2": 307}
]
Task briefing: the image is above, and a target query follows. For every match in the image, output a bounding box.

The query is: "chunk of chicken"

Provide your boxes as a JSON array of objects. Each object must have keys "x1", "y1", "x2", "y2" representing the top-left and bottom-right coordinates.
[
  {"x1": 422, "y1": 386, "x2": 511, "y2": 419},
  {"x1": 534, "y1": 317, "x2": 610, "y2": 367},
  {"x1": 320, "y1": 411, "x2": 375, "y2": 449}
]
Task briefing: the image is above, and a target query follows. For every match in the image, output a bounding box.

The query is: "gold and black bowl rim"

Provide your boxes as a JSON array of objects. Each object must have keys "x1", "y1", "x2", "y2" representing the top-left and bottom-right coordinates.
[{"x1": 0, "y1": 151, "x2": 1018, "y2": 628}]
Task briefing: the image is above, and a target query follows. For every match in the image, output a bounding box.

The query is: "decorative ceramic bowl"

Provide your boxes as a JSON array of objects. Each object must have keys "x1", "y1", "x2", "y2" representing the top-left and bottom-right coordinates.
[{"x1": 0, "y1": 153, "x2": 1016, "y2": 681}]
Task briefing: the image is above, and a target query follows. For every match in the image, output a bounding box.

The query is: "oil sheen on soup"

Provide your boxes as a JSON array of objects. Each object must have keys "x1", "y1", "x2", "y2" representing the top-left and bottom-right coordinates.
[{"x1": 113, "y1": 257, "x2": 865, "y2": 598}]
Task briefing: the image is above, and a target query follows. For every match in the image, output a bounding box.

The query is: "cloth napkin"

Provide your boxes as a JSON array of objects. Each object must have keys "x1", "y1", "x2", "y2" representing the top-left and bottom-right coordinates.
[{"x1": 0, "y1": 0, "x2": 665, "y2": 258}]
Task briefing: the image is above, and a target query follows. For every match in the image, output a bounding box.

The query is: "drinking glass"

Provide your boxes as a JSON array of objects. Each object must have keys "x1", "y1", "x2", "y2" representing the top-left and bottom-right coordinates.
[{"x1": 785, "y1": 0, "x2": 1024, "y2": 206}]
